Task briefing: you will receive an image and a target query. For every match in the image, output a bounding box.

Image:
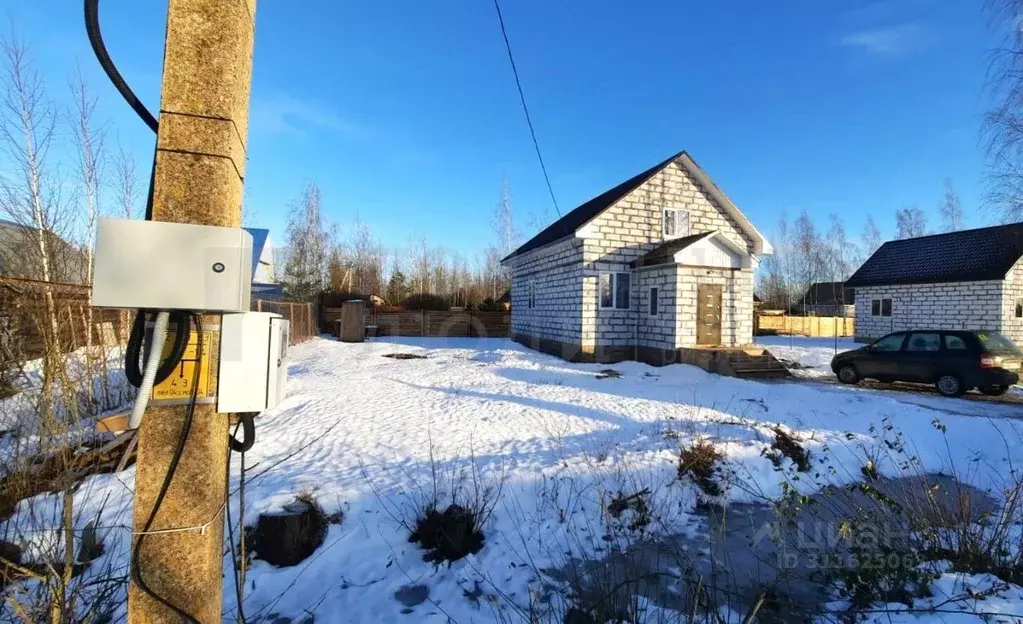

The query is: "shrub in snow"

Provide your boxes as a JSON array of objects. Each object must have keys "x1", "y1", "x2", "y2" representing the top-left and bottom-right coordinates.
[
  {"x1": 765, "y1": 426, "x2": 811, "y2": 473},
  {"x1": 408, "y1": 503, "x2": 484, "y2": 563},
  {"x1": 677, "y1": 440, "x2": 723, "y2": 497},
  {"x1": 604, "y1": 489, "x2": 651, "y2": 532}
]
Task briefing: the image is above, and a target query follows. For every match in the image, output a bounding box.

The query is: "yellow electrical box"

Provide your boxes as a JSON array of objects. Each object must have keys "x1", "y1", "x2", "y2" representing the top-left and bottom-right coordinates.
[{"x1": 151, "y1": 328, "x2": 214, "y2": 402}]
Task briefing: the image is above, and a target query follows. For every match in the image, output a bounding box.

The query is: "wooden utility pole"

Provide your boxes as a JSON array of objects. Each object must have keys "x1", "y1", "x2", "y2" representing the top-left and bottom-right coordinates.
[{"x1": 128, "y1": 1, "x2": 255, "y2": 622}]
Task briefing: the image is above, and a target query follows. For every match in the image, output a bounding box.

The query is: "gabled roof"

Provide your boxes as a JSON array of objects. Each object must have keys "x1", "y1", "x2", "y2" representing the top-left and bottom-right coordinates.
[
  {"x1": 845, "y1": 222, "x2": 1023, "y2": 288},
  {"x1": 803, "y1": 281, "x2": 854, "y2": 305},
  {"x1": 632, "y1": 231, "x2": 714, "y2": 268},
  {"x1": 503, "y1": 152, "x2": 684, "y2": 263},
  {"x1": 501, "y1": 150, "x2": 771, "y2": 263},
  {"x1": 243, "y1": 227, "x2": 270, "y2": 275}
]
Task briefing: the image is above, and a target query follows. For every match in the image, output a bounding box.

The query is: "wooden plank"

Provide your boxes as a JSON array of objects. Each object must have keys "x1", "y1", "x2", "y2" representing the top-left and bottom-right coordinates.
[{"x1": 97, "y1": 413, "x2": 130, "y2": 433}]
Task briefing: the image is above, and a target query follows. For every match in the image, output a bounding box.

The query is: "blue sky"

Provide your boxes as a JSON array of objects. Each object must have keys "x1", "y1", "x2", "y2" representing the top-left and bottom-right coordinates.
[{"x1": 6, "y1": 0, "x2": 1000, "y2": 258}]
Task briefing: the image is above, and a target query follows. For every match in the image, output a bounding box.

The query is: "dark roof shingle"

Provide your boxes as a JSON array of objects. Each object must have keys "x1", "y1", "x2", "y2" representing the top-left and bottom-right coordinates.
[
  {"x1": 803, "y1": 281, "x2": 855, "y2": 305},
  {"x1": 631, "y1": 231, "x2": 713, "y2": 268},
  {"x1": 845, "y1": 223, "x2": 1023, "y2": 287},
  {"x1": 502, "y1": 151, "x2": 685, "y2": 262}
]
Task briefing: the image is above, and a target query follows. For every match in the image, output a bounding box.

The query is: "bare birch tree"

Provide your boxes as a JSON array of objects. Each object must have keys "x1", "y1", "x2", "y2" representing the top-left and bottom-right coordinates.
[
  {"x1": 409, "y1": 236, "x2": 434, "y2": 296},
  {"x1": 68, "y1": 69, "x2": 105, "y2": 285},
  {"x1": 895, "y1": 206, "x2": 928, "y2": 239},
  {"x1": 68, "y1": 68, "x2": 108, "y2": 412},
  {"x1": 793, "y1": 210, "x2": 824, "y2": 310},
  {"x1": 112, "y1": 141, "x2": 140, "y2": 219},
  {"x1": 938, "y1": 178, "x2": 965, "y2": 232},
  {"x1": 280, "y1": 182, "x2": 329, "y2": 300},
  {"x1": 493, "y1": 176, "x2": 516, "y2": 256},
  {"x1": 0, "y1": 32, "x2": 71, "y2": 387},
  {"x1": 983, "y1": 0, "x2": 1023, "y2": 221},
  {"x1": 825, "y1": 213, "x2": 852, "y2": 282},
  {"x1": 860, "y1": 215, "x2": 883, "y2": 259}
]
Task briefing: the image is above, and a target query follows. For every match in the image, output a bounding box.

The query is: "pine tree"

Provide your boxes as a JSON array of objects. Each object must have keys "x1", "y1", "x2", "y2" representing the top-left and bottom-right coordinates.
[{"x1": 386, "y1": 270, "x2": 408, "y2": 304}]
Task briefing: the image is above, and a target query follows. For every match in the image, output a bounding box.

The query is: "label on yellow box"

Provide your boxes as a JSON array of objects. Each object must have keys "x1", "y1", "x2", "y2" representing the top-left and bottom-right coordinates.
[{"x1": 151, "y1": 329, "x2": 214, "y2": 402}]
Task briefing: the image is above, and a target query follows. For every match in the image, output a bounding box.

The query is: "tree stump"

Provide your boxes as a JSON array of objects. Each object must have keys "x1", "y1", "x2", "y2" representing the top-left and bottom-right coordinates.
[{"x1": 250, "y1": 499, "x2": 327, "y2": 567}]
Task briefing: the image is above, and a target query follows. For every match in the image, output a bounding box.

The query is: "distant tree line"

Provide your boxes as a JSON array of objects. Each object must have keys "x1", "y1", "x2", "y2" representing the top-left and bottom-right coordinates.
[
  {"x1": 279, "y1": 177, "x2": 524, "y2": 310},
  {"x1": 757, "y1": 181, "x2": 967, "y2": 312}
]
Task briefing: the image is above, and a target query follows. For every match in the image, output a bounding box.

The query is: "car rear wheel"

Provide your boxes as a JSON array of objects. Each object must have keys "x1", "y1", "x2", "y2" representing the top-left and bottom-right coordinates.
[
  {"x1": 936, "y1": 374, "x2": 965, "y2": 397},
  {"x1": 980, "y1": 385, "x2": 1010, "y2": 396},
  {"x1": 837, "y1": 365, "x2": 859, "y2": 385}
]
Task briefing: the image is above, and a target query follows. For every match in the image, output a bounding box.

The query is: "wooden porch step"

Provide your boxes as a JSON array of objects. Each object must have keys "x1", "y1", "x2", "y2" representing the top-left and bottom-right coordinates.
[
  {"x1": 725, "y1": 349, "x2": 791, "y2": 379},
  {"x1": 730, "y1": 368, "x2": 792, "y2": 379},
  {"x1": 678, "y1": 347, "x2": 791, "y2": 380}
]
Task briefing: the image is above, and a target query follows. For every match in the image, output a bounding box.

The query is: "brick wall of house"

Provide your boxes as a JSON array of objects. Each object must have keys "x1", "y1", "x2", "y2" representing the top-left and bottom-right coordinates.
[
  {"x1": 509, "y1": 238, "x2": 585, "y2": 345},
  {"x1": 636, "y1": 266, "x2": 677, "y2": 348},
  {"x1": 1000, "y1": 258, "x2": 1023, "y2": 346},
  {"x1": 853, "y1": 281, "x2": 1004, "y2": 342},
  {"x1": 675, "y1": 267, "x2": 754, "y2": 347},
  {"x1": 579, "y1": 158, "x2": 757, "y2": 349}
]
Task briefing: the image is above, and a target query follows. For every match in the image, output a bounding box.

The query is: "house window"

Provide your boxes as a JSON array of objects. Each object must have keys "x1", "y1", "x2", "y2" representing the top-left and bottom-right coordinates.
[
  {"x1": 871, "y1": 298, "x2": 892, "y2": 317},
  {"x1": 528, "y1": 281, "x2": 536, "y2": 309},
  {"x1": 649, "y1": 287, "x2": 659, "y2": 316},
  {"x1": 1016, "y1": 298, "x2": 1023, "y2": 318},
  {"x1": 663, "y1": 208, "x2": 690, "y2": 240},
  {"x1": 599, "y1": 272, "x2": 631, "y2": 310},
  {"x1": 615, "y1": 273, "x2": 631, "y2": 309}
]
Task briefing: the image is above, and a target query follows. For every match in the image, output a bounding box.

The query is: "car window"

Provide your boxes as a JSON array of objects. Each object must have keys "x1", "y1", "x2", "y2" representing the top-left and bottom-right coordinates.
[
  {"x1": 943, "y1": 335, "x2": 969, "y2": 351},
  {"x1": 871, "y1": 333, "x2": 905, "y2": 352},
  {"x1": 975, "y1": 332, "x2": 1023, "y2": 355},
  {"x1": 906, "y1": 333, "x2": 940, "y2": 352}
]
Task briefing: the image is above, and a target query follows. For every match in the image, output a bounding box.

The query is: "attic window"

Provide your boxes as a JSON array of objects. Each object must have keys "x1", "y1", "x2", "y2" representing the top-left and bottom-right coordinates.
[
  {"x1": 1016, "y1": 298, "x2": 1023, "y2": 318},
  {"x1": 663, "y1": 208, "x2": 690, "y2": 240}
]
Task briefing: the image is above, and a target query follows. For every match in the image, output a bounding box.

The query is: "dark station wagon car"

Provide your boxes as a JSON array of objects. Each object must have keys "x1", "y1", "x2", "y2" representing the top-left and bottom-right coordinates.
[{"x1": 830, "y1": 330, "x2": 1021, "y2": 397}]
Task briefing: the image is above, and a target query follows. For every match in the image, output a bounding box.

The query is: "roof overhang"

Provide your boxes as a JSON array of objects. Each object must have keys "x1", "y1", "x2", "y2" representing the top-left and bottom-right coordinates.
[
  {"x1": 672, "y1": 230, "x2": 753, "y2": 269},
  {"x1": 676, "y1": 154, "x2": 772, "y2": 255},
  {"x1": 501, "y1": 150, "x2": 773, "y2": 264}
]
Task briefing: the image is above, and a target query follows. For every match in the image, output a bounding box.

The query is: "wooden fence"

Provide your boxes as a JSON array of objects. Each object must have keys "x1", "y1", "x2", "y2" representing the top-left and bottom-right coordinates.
[
  {"x1": 252, "y1": 299, "x2": 316, "y2": 345},
  {"x1": 757, "y1": 314, "x2": 855, "y2": 337},
  {"x1": 355, "y1": 310, "x2": 510, "y2": 338},
  {"x1": 0, "y1": 277, "x2": 315, "y2": 363},
  {"x1": 0, "y1": 277, "x2": 131, "y2": 361}
]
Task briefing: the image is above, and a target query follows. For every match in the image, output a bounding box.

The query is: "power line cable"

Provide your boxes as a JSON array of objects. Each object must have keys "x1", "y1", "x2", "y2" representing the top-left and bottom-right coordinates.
[
  {"x1": 84, "y1": 0, "x2": 159, "y2": 133},
  {"x1": 492, "y1": 0, "x2": 561, "y2": 218}
]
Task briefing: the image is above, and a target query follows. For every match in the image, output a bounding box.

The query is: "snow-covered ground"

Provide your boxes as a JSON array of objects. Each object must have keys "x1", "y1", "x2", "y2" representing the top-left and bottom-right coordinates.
[
  {"x1": 6, "y1": 336, "x2": 1023, "y2": 622},
  {"x1": 756, "y1": 335, "x2": 858, "y2": 379}
]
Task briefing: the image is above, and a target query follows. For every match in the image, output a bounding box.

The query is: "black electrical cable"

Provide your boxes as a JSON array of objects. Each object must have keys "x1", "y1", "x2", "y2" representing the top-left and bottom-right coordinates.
[
  {"x1": 85, "y1": 0, "x2": 160, "y2": 220},
  {"x1": 124, "y1": 311, "x2": 191, "y2": 388},
  {"x1": 225, "y1": 419, "x2": 247, "y2": 624},
  {"x1": 85, "y1": 0, "x2": 159, "y2": 134},
  {"x1": 228, "y1": 413, "x2": 256, "y2": 453},
  {"x1": 492, "y1": 0, "x2": 561, "y2": 218},
  {"x1": 130, "y1": 313, "x2": 203, "y2": 624}
]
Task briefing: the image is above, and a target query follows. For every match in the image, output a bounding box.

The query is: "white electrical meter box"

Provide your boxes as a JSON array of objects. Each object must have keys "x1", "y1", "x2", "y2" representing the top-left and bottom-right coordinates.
[
  {"x1": 92, "y1": 218, "x2": 253, "y2": 312},
  {"x1": 218, "y1": 312, "x2": 289, "y2": 413}
]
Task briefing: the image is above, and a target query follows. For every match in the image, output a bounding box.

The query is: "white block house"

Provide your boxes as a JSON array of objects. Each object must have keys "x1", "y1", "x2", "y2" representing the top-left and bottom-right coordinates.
[
  {"x1": 500, "y1": 151, "x2": 772, "y2": 364},
  {"x1": 846, "y1": 224, "x2": 1023, "y2": 345}
]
